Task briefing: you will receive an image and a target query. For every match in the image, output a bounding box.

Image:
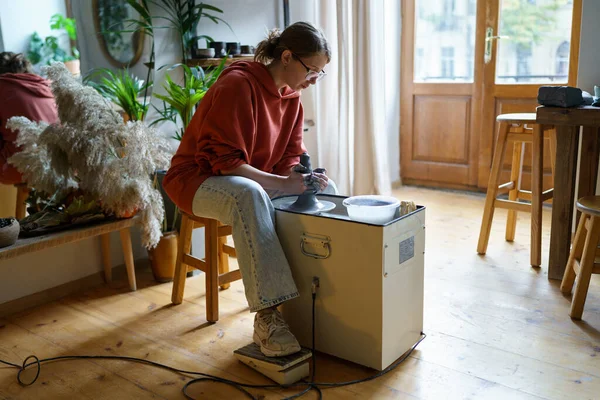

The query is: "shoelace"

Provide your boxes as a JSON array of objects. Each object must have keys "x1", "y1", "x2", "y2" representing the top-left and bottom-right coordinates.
[{"x1": 259, "y1": 310, "x2": 289, "y2": 337}]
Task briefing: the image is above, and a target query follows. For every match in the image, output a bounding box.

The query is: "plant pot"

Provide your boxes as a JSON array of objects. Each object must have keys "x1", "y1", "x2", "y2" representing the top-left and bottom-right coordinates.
[
  {"x1": 155, "y1": 170, "x2": 180, "y2": 231},
  {"x1": 148, "y1": 231, "x2": 179, "y2": 282},
  {"x1": 0, "y1": 218, "x2": 20, "y2": 248},
  {"x1": 64, "y1": 59, "x2": 80, "y2": 76}
]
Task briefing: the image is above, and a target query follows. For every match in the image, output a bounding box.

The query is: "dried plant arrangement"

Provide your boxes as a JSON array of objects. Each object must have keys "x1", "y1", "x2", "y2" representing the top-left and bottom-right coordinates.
[{"x1": 7, "y1": 62, "x2": 170, "y2": 248}]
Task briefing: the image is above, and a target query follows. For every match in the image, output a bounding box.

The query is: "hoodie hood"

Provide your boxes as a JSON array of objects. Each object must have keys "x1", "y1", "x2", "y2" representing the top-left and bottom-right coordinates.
[
  {"x1": 0, "y1": 73, "x2": 54, "y2": 98},
  {"x1": 220, "y1": 61, "x2": 300, "y2": 99}
]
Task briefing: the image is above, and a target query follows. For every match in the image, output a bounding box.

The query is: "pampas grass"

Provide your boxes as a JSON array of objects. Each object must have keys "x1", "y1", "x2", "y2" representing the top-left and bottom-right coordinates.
[{"x1": 7, "y1": 62, "x2": 170, "y2": 248}]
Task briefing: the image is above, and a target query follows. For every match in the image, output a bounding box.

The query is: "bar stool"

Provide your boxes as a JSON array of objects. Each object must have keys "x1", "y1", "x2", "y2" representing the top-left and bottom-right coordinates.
[
  {"x1": 560, "y1": 196, "x2": 600, "y2": 320},
  {"x1": 477, "y1": 113, "x2": 556, "y2": 267},
  {"x1": 171, "y1": 212, "x2": 241, "y2": 322}
]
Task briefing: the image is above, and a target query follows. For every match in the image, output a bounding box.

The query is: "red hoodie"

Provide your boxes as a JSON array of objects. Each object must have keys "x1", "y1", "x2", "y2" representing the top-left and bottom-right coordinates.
[
  {"x1": 0, "y1": 73, "x2": 58, "y2": 185},
  {"x1": 163, "y1": 61, "x2": 306, "y2": 215}
]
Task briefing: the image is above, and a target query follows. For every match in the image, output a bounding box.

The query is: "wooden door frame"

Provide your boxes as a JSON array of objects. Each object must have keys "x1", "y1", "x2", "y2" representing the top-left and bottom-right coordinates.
[
  {"x1": 476, "y1": 0, "x2": 583, "y2": 189},
  {"x1": 400, "y1": 0, "x2": 583, "y2": 191},
  {"x1": 400, "y1": 0, "x2": 487, "y2": 189}
]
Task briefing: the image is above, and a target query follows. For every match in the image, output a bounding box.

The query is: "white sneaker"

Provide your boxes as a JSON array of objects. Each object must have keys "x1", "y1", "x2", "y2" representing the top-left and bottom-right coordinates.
[{"x1": 253, "y1": 308, "x2": 301, "y2": 357}]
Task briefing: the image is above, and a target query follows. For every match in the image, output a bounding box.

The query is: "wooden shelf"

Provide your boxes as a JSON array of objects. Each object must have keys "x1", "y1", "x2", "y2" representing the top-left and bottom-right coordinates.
[
  {"x1": 0, "y1": 216, "x2": 139, "y2": 261},
  {"x1": 144, "y1": 55, "x2": 255, "y2": 70}
]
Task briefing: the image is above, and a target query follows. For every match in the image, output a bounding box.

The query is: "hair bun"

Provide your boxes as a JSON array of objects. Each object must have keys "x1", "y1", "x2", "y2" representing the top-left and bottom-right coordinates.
[{"x1": 0, "y1": 52, "x2": 33, "y2": 74}]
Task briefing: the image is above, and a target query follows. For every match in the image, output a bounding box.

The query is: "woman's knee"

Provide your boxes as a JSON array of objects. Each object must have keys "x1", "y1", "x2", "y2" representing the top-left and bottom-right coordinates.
[
  {"x1": 193, "y1": 176, "x2": 270, "y2": 219},
  {"x1": 215, "y1": 176, "x2": 272, "y2": 209}
]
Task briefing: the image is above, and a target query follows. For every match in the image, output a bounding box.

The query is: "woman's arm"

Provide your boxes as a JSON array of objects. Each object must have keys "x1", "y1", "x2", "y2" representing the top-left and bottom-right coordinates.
[
  {"x1": 222, "y1": 164, "x2": 329, "y2": 194},
  {"x1": 221, "y1": 164, "x2": 307, "y2": 194}
]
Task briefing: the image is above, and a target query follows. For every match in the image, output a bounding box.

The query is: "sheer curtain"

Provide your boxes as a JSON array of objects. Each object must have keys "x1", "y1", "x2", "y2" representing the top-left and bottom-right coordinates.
[{"x1": 290, "y1": 0, "x2": 401, "y2": 196}]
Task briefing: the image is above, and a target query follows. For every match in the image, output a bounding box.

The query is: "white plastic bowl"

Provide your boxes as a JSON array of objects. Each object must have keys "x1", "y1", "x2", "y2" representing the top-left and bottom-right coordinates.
[{"x1": 342, "y1": 195, "x2": 400, "y2": 224}]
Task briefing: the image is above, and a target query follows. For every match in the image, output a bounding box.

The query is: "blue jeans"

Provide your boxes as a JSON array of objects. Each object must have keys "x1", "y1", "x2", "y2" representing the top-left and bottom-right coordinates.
[{"x1": 192, "y1": 176, "x2": 338, "y2": 312}]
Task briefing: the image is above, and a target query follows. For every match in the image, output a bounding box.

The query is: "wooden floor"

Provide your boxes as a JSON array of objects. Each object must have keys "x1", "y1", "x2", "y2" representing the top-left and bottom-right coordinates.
[{"x1": 1, "y1": 186, "x2": 600, "y2": 399}]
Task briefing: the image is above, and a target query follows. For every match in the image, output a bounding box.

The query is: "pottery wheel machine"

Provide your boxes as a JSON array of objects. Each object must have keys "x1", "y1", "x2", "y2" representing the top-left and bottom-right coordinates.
[{"x1": 234, "y1": 152, "x2": 427, "y2": 389}]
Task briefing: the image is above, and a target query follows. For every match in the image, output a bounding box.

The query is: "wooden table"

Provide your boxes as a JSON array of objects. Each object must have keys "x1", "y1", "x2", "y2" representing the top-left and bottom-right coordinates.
[{"x1": 536, "y1": 106, "x2": 600, "y2": 280}]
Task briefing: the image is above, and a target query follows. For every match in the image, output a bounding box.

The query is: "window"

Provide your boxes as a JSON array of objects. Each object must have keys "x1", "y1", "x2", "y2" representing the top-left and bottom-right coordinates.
[
  {"x1": 441, "y1": 47, "x2": 455, "y2": 78},
  {"x1": 468, "y1": 0, "x2": 476, "y2": 15},
  {"x1": 415, "y1": 48, "x2": 425, "y2": 80},
  {"x1": 556, "y1": 41, "x2": 570, "y2": 77},
  {"x1": 444, "y1": 0, "x2": 456, "y2": 15},
  {"x1": 516, "y1": 44, "x2": 532, "y2": 80}
]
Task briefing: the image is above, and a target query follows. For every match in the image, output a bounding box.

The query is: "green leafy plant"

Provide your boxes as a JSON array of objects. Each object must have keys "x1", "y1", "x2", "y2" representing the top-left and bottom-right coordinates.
[
  {"x1": 28, "y1": 14, "x2": 80, "y2": 66},
  {"x1": 151, "y1": 56, "x2": 227, "y2": 140},
  {"x1": 500, "y1": 0, "x2": 569, "y2": 48},
  {"x1": 153, "y1": 0, "x2": 232, "y2": 61},
  {"x1": 84, "y1": 68, "x2": 152, "y2": 121}
]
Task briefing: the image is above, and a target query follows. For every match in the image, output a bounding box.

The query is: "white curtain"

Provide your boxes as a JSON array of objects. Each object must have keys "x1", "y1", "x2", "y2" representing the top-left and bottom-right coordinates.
[{"x1": 291, "y1": 0, "x2": 401, "y2": 196}]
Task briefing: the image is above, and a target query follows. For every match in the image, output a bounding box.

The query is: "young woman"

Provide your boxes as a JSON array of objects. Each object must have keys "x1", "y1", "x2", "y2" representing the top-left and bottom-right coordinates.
[
  {"x1": 0, "y1": 52, "x2": 58, "y2": 185},
  {"x1": 163, "y1": 21, "x2": 336, "y2": 357}
]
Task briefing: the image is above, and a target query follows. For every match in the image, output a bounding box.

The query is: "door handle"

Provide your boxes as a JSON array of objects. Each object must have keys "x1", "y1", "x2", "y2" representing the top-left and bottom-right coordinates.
[{"x1": 484, "y1": 27, "x2": 510, "y2": 64}]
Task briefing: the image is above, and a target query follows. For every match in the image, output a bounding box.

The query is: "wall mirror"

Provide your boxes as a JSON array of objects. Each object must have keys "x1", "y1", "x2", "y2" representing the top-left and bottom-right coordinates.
[{"x1": 92, "y1": 0, "x2": 145, "y2": 67}]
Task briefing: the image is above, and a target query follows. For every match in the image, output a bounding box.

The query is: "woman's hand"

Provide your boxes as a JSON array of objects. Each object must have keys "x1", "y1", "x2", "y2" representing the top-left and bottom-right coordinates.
[
  {"x1": 283, "y1": 165, "x2": 329, "y2": 193},
  {"x1": 310, "y1": 171, "x2": 329, "y2": 192},
  {"x1": 281, "y1": 171, "x2": 308, "y2": 194}
]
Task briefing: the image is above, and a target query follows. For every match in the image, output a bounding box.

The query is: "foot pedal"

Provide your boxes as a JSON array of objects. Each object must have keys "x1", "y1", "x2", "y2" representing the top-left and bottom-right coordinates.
[{"x1": 234, "y1": 343, "x2": 312, "y2": 385}]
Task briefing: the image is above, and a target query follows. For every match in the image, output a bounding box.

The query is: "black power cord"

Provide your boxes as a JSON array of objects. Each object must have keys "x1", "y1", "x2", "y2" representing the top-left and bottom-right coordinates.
[{"x1": 0, "y1": 287, "x2": 426, "y2": 399}]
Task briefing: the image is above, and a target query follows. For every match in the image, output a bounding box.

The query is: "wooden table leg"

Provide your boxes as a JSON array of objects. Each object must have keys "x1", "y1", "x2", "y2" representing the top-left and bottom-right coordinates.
[
  {"x1": 576, "y1": 127, "x2": 600, "y2": 225},
  {"x1": 531, "y1": 124, "x2": 543, "y2": 267},
  {"x1": 100, "y1": 233, "x2": 112, "y2": 283},
  {"x1": 119, "y1": 228, "x2": 137, "y2": 291},
  {"x1": 548, "y1": 125, "x2": 580, "y2": 280}
]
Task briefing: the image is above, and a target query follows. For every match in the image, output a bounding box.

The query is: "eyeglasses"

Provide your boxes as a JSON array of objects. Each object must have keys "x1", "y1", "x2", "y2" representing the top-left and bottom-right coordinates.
[{"x1": 292, "y1": 53, "x2": 326, "y2": 82}]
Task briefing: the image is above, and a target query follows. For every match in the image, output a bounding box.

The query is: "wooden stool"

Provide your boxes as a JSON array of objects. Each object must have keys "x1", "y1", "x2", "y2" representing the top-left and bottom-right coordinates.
[
  {"x1": 14, "y1": 183, "x2": 29, "y2": 220},
  {"x1": 560, "y1": 197, "x2": 600, "y2": 320},
  {"x1": 477, "y1": 113, "x2": 556, "y2": 267},
  {"x1": 171, "y1": 213, "x2": 241, "y2": 322}
]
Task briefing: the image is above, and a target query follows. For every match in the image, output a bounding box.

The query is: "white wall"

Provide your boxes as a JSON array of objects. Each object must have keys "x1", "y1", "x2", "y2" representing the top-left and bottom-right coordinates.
[
  {"x1": 191, "y1": 0, "x2": 282, "y2": 51},
  {"x1": 0, "y1": 0, "x2": 67, "y2": 55},
  {"x1": 576, "y1": 0, "x2": 600, "y2": 94},
  {"x1": 570, "y1": 0, "x2": 600, "y2": 233},
  {"x1": 576, "y1": 0, "x2": 600, "y2": 196}
]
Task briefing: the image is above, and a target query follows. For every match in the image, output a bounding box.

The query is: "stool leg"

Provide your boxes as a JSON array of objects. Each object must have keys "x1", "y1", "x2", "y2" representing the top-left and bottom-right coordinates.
[
  {"x1": 561, "y1": 214, "x2": 588, "y2": 294},
  {"x1": 478, "y1": 122, "x2": 510, "y2": 254},
  {"x1": 570, "y1": 215, "x2": 600, "y2": 319},
  {"x1": 531, "y1": 123, "x2": 543, "y2": 267},
  {"x1": 218, "y1": 234, "x2": 231, "y2": 290},
  {"x1": 506, "y1": 141, "x2": 525, "y2": 242},
  {"x1": 172, "y1": 216, "x2": 193, "y2": 304},
  {"x1": 205, "y1": 219, "x2": 219, "y2": 322}
]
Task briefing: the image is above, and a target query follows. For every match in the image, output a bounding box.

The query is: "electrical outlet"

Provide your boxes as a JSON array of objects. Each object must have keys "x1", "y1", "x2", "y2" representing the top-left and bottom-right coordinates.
[{"x1": 311, "y1": 276, "x2": 320, "y2": 294}]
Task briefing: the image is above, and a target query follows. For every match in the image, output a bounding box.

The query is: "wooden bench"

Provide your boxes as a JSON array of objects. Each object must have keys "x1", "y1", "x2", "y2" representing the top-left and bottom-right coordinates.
[{"x1": 0, "y1": 216, "x2": 140, "y2": 291}]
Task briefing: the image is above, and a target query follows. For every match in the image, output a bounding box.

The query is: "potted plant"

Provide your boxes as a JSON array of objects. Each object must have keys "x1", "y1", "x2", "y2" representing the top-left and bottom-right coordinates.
[
  {"x1": 123, "y1": 0, "x2": 231, "y2": 64},
  {"x1": 84, "y1": 68, "x2": 151, "y2": 122},
  {"x1": 145, "y1": 59, "x2": 227, "y2": 281},
  {"x1": 28, "y1": 14, "x2": 81, "y2": 75}
]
